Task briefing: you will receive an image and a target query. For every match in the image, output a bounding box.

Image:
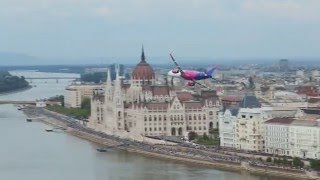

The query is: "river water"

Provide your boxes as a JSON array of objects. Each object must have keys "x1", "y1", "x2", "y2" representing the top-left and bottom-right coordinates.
[{"x1": 0, "y1": 71, "x2": 275, "y2": 180}]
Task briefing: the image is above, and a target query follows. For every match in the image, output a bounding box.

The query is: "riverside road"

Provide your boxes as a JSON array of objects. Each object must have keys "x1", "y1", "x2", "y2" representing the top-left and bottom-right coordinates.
[{"x1": 22, "y1": 105, "x2": 312, "y2": 180}]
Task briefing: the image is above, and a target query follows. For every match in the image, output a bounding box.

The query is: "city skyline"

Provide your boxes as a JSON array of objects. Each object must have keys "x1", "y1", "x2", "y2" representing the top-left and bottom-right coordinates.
[{"x1": 1, "y1": 0, "x2": 320, "y2": 64}]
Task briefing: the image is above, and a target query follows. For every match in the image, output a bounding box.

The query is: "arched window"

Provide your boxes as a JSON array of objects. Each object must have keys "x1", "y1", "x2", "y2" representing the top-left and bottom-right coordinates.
[
  {"x1": 118, "y1": 111, "x2": 121, "y2": 117},
  {"x1": 209, "y1": 111, "x2": 213, "y2": 115},
  {"x1": 144, "y1": 116, "x2": 147, "y2": 121}
]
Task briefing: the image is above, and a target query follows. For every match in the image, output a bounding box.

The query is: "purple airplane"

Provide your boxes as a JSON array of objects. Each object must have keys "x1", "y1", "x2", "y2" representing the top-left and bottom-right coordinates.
[{"x1": 168, "y1": 53, "x2": 219, "y2": 88}]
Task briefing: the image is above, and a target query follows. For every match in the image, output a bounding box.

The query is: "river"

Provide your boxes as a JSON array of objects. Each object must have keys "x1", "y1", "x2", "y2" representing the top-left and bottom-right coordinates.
[{"x1": 0, "y1": 71, "x2": 277, "y2": 180}]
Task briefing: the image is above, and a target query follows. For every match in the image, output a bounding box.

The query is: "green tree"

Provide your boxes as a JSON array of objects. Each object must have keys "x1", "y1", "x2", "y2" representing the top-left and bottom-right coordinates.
[
  {"x1": 266, "y1": 157, "x2": 272, "y2": 163},
  {"x1": 293, "y1": 157, "x2": 304, "y2": 168},
  {"x1": 203, "y1": 133, "x2": 209, "y2": 141},
  {"x1": 188, "y1": 131, "x2": 198, "y2": 141},
  {"x1": 81, "y1": 97, "x2": 91, "y2": 110},
  {"x1": 310, "y1": 160, "x2": 320, "y2": 171}
]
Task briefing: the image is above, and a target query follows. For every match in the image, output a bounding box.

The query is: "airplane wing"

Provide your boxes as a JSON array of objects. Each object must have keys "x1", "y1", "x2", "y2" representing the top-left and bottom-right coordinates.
[
  {"x1": 192, "y1": 80, "x2": 212, "y2": 89},
  {"x1": 170, "y1": 53, "x2": 184, "y2": 74}
]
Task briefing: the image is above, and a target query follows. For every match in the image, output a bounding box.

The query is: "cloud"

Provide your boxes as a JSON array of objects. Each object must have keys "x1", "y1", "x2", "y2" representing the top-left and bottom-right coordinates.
[{"x1": 242, "y1": 0, "x2": 320, "y2": 22}]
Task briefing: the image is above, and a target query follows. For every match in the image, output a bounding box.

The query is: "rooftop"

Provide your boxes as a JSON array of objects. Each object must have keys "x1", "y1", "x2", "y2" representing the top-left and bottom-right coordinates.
[{"x1": 239, "y1": 95, "x2": 261, "y2": 109}]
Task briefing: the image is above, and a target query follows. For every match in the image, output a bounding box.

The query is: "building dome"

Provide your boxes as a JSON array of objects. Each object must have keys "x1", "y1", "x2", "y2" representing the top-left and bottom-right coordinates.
[{"x1": 132, "y1": 47, "x2": 155, "y2": 80}]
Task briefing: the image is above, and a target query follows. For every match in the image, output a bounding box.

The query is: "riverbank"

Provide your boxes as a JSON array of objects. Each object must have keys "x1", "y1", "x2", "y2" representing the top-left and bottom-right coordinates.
[
  {"x1": 23, "y1": 107, "x2": 320, "y2": 180},
  {"x1": 0, "y1": 85, "x2": 32, "y2": 96}
]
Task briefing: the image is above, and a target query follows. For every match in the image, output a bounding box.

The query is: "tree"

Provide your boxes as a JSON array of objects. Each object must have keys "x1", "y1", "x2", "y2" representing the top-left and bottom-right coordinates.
[
  {"x1": 310, "y1": 160, "x2": 320, "y2": 171},
  {"x1": 203, "y1": 133, "x2": 209, "y2": 141},
  {"x1": 293, "y1": 157, "x2": 304, "y2": 168},
  {"x1": 266, "y1": 157, "x2": 272, "y2": 163},
  {"x1": 81, "y1": 97, "x2": 91, "y2": 110},
  {"x1": 188, "y1": 131, "x2": 198, "y2": 141}
]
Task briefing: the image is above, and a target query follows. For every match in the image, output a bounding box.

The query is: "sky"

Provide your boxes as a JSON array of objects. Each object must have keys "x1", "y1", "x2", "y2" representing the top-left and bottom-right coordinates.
[{"x1": 0, "y1": 0, "x2": 320, "y2": 63}]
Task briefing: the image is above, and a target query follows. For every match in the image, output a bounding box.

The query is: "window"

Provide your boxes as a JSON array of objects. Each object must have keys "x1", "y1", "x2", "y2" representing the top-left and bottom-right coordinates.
[
  {"x1": 159, "y1": 116, "x2": 162, "y2": 121},
  {"x1": 209, "y1": 111, "x2": 213, "y2": 115},
  {"x1": 154, "y1": 116, "x2": 157, "y2": 121},
  {"x1": 144, "y1": 116, "x2": 147, "y2": 121},
  {"x1": 164, "y1": 115, "x2": 167, "y2": 121},
  {"x1": 194, "y1": 127, "x2": 197, "y2": 130},
  {"x1": 145, "y1": 128, "x2": 147, "y2": 131},
  {"x1": 199, "y1": 115, "x2": 201, "y2": 120},
  {"x1": 149, "y1": 128, "x2": 152, "y2": 131},
  {"x1": 199, "y1": 126, "x2": 202, "y2": 130},
  {"x1": 250, "y1": 116, "x2": 253, "y2": 119},
  {"x1": 203, "y1": 115, "x2": 206, "y2": 120},
  {"x1": 149, "y1": 116, "x2": 152, "y2": 121},
  {"x1": 154, "y1": 127, "x2": 157, "y2": 131},
  {"x1": 159, "y1": 127, "x2": 162, "y2": 131},
  {"x1": 194, "y1": 115, "x2": 197, "y2": 120},
  {"x1": 242, "y1": 115, "x2": 246, "y2": 118},
  {"x1": 164, "y1": 127, "x2": 166, "y2": 131},
  {"x1": 189, "y1": 115, "x2": 192, "y2": 120}
]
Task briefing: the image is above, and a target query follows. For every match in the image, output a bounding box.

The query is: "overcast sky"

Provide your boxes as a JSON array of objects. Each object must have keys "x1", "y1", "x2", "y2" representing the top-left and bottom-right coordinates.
[{"x1": 1, "y1": 0, "x2": 320, "y2": 62}]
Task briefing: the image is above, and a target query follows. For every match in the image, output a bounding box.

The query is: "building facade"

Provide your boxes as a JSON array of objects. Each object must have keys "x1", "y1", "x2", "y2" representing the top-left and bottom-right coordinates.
[
  {"x1": 64, "y1": 84, "x2": 103, "y2": 108},
  {"x1": 88, "y1": 48, "x2": 222, "y2": 138}
]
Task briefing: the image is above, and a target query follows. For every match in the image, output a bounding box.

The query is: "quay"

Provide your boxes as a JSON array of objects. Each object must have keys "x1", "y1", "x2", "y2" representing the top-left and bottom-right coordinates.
[{"x1": 22, "y1": 106, "x2": 320, "y2": 180}]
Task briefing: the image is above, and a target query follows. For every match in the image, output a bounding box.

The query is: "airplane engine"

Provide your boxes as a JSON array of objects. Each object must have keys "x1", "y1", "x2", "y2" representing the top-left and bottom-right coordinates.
[
  {"x1": 187, "y1": 82, "x2": 195, "y2": 86},
  {"x1": 171, "y1": 69, "x2": 179, "y2": 74}
]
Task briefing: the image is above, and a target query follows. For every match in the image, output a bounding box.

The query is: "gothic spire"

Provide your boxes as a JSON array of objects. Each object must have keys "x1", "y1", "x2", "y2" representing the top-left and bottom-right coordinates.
[{"x1": 141, "y1": 45, "x2": 146, "y2": 63}]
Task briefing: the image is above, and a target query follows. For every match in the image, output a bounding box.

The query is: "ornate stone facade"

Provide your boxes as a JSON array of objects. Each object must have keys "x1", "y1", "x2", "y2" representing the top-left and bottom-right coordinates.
[{"x1": 88, "y1": 48, "x2": 221, "y2": 137}]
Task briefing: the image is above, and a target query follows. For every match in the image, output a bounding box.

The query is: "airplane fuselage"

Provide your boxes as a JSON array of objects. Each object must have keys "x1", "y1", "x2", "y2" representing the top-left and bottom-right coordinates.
[{"x1": 168, "y1": 70, "x2": 211, "y2": 81}]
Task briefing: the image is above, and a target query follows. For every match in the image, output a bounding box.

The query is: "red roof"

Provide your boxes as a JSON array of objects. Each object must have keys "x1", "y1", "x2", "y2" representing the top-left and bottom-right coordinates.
[
  {"x1": 142, "y1": 85, "x2": 170, "y2": 96},
  {"x1": 146, "y1": 103, "x2": 168, "y2": 110},
  {"x1": 184, "y1": 101, "x2": 203, "y2": 109},
  {"x1": 176, "y1": 92, "x2": 193, "y2": 101}
]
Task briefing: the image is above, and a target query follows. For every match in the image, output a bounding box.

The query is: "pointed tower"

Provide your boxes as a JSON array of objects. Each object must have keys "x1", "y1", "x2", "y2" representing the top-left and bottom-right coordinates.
[
  {"x1": 105, "y1": 68, "x2": 113, "y2": 101},
  {"x1": 113, "y1": 64, "x2": 125, "y2": 130},
  {"x1": 141, "y1": 45, "x2": 146, "y2": 63},
  {"x1": 131, "y1": 46, "x2": 155, "y2": 86}
]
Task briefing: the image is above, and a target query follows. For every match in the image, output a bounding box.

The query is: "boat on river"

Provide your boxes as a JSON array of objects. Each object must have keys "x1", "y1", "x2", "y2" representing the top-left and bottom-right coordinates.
[{"x1": 96, "y1": 148, "x2": 108, "y2": 152}]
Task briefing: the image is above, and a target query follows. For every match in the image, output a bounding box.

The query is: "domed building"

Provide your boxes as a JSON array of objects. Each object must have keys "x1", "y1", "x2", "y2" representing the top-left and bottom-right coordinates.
[
  {"x1": 88, "y1": 46, "x2": 221, "y2": 140},
  {"x1": 131, "y1": 47, "x2": 155, "y2": 87}
]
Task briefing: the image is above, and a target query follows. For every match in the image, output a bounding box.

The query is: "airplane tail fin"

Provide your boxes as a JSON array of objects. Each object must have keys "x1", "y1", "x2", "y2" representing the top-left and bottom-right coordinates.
[{"x1": 206, "y1": 65, "x2": 219, "y2": 76}]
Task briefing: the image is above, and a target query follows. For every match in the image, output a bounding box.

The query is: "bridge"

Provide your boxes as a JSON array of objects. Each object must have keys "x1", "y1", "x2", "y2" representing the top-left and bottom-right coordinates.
[
  {"x1": 0, "y1": 100, "x2": 59, "y2": 105},
  {"x1": 24, "y1": 77, "x2": 78, "y2": 80},
  {"x1": 24, "y1": 77, "x2": 79, "y2": 83}
]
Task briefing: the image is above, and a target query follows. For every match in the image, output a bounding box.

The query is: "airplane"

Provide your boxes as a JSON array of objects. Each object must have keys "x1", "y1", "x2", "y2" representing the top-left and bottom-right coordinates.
[{"x1": 167, "y1": 53, "x2": 219, "y2": 88}]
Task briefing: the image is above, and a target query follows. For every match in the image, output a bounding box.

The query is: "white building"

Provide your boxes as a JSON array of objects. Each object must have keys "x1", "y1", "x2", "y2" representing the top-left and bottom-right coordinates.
[
  {"x1": 219, "y1": 95, "x2": 273, "y2": 152},
  {"x1": 264, "y1": 118, "x2": 294, "y2": 156},
  {"x1": 219, "y1": 108, "x2": 238, "y2": 148},
  {"x1": 265, "y1": 118, "x2": 320, "y2": 159},
  {"x1": 64, "y1": 84, "x2": 103, "y2": 108},
  {"x1": 290, "y1": 120, "x2": 320, "y2": 159}
]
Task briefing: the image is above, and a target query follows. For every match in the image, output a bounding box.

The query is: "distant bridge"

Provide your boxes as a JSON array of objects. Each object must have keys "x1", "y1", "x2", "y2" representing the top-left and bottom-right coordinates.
[
  {"x1": 24, "y1": 77, "x2": 79, "y2": 83},
  {"x1": 24, "y1": 77, "x2": 78, "y2": 80},
  {"x1": 0, "y1": 100, "x2": 59, "y2": 105}
]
